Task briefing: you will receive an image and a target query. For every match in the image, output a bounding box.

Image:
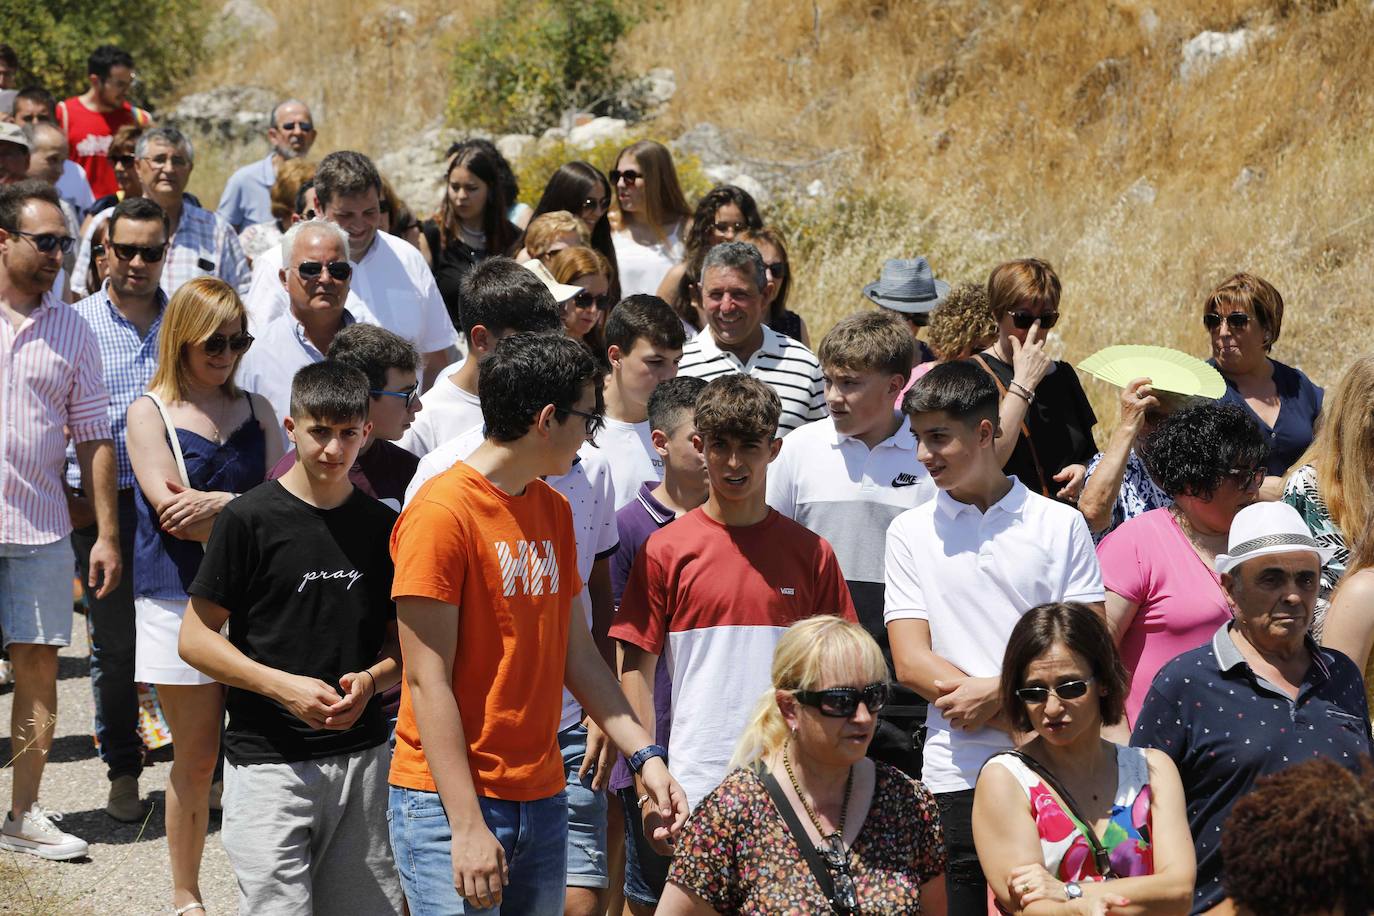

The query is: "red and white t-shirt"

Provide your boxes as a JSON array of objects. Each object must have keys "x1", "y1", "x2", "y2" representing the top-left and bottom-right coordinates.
[
  {"x1": 610, "y1": 508, "x2": 856, "y2": 808},
  {"x1": 56, "y1": 97, "x2": 152, "y2": 198}
]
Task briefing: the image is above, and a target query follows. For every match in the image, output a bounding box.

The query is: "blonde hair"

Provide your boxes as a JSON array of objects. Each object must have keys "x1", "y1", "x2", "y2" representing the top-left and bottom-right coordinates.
[
  {"x1": 148, "y1": 277, "x2": 248, "y2": 402},
  {"x1": 1297, "y1": 355, "x2": 1374, "y2": 544},
  {"x1": 607, "y1": 139, "x2": 692, "y2": 242},
  {"x1": 728, "y1": 616, "x2": 888, "y2": 770},
  {"x1": 1203, "y1": 272, "x2": 1285, "y2": 351},
  {"x1": 525, "y1": 210, "x2": 589, "y2": 260},
  {"x1": 269, "y1": 157, "x2": 316, "y2": 222}
]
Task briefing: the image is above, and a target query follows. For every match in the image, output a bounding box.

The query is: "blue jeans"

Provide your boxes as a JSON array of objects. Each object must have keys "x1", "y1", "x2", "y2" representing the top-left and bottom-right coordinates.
[
  {"x1": 559, "y1": 723, "x2": 608, "y2": 888},
  {"x1": 388, "y1": 786, "x2": 568, "y2": 915}
]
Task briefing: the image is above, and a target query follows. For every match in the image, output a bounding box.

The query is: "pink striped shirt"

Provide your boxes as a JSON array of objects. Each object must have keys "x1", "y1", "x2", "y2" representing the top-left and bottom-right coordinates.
[{"x1": 2, "y1": 290, "x2": 112, "y2": 545}]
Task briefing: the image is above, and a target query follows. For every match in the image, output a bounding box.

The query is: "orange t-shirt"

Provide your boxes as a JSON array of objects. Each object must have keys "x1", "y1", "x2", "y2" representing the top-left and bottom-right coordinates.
[{"x1": 388, "y1": 461, "x2": 582, "y2": 800}]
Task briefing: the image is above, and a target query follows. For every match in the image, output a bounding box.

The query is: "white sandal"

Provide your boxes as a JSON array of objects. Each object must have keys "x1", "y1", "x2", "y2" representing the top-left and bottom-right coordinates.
[{"x1": 173, "y1": 903, "x2": 205, "y2": 915}]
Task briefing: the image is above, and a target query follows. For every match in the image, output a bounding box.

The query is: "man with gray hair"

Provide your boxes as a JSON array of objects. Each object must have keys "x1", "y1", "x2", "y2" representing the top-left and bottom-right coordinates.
[
  {"x1": 238, "y1": 219, "x2": 379, "y2": 426},
  {"x1": 70, "y1": 126, "x2": 249, "y2": 298},
  {"x1": 217, "y1": 99, "x2": 317, "y2": 233},
  {"x1": 677, "y1": 240, "x2": 826, "y2": 435}
]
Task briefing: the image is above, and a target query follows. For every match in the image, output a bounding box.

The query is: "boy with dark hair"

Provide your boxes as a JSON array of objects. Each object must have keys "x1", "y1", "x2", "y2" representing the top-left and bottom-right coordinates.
[
  {"x1": 388, "y1": 333, "x2": 686, "y2": 915},
  {"x1": 600, "y1": 294, "x2": 686, "y2": 509},
  {"x1": 768, "y1": 310, "x2": 935, "y2": 777},
  {"x1": 612, "y1": 374, "x2": 856, "y2": 817},
  {"x1": 56, "y1": 46, "x2": 151, "y2": 198},
  {"x1": 180, "y1": 360, "x2": 405, "y2": 914},
  {"x1": 884, "y1": 360, "x2": 1104, "y2": 915}
]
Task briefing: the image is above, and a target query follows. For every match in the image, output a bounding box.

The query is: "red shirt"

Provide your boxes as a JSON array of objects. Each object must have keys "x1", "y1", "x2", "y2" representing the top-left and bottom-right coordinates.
[{"x1": 57, "y1": 97, "x2": 152, "y2": 198}]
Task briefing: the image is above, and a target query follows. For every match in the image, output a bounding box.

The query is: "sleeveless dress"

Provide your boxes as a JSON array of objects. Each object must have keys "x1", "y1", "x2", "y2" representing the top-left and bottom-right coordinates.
[
  {"x1": 985, "y1": 745, "x2": 1154, "y2": 882},
  {"x1": 612, "y1": 222, "x2": 684, "y2": 297}
]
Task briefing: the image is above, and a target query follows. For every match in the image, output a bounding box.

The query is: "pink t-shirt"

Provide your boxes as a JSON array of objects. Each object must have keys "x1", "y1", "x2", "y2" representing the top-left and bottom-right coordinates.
[{"x1": 1097, "y1": 507, "x2": 1232, "y2": 724}]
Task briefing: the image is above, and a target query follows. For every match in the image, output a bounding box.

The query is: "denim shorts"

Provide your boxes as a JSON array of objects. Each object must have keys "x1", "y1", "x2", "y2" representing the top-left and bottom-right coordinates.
[
  {"x1": 560, "y1": 722, "x2": 608, "y2": 889},
  {"x1": 618, "y1": 787, "x2": 670, "y2": 907},
  {"x1": 387, "y1": 786, "x2": 568, "y2": 916},
  {"x1": 0, "y1": 538, "x2": 75, "y2": 648}
]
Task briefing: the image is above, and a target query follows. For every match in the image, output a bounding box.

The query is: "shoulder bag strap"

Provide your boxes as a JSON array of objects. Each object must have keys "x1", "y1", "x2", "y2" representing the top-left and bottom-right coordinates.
[
  {"x1": 1003, "y1": 751, "x2": 1119, "y2": 879},
  {"x1": 754, "y1": 765, "x2": 843, "y2": 911},
  {"x1": 144, "y1": 392, "x2": 206, "y2": 554},
  {"x1": 972, "y1": 354, "x2": 1051, "y2": 497}
]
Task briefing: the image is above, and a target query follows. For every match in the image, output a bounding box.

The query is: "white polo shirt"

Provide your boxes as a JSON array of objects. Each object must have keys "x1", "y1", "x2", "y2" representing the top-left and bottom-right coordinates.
[
  {"x1": 598, "y1": 417, "x2": 661, "y2": 510},
  {"x1": 397, "y1": 360, "x2": 482, "y2": 457},
  {"x1": 883, "y1": 478, "x2": 1104, "y2": 792},
  {"x1": 678, "y1": 325, "x2": 827, "y2": 435}
]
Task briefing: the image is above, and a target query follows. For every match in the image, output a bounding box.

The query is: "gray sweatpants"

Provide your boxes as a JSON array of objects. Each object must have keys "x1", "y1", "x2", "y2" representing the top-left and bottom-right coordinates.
[{"x1": 221, "y1": 742, "x2": 402, "y2": 915}]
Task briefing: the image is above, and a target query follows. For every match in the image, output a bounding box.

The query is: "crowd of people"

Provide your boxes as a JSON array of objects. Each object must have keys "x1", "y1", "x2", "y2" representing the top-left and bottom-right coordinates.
[{"x1": 3, "y1": 40, "x2": 1374, "y2": 916}]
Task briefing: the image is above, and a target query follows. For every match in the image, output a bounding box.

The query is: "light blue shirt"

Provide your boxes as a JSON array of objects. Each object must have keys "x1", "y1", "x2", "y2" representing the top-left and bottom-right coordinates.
[{"x1": 217, "y1": 154, "x2": 277, "y2": 232}]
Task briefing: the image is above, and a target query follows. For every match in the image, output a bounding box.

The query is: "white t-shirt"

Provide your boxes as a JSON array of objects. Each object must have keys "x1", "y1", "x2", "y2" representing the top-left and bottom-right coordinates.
[
  {"x1": 883, "y1": 478, "x2": 1104, "y2": 792},
  {"x1": 612, "y1": 223, "x2": 683, "y2": 297},
  {"x1": 598, "y1": 417, "x2": 660, "y2": 510},
  {"x1": 397, "y1": 360, "x2": 482, "y2": 457}
]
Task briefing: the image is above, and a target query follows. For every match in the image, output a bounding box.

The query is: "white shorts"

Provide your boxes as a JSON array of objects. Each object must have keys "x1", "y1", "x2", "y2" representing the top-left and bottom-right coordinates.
[{"x1": 134, "y1": 595, "x2": 215, "y2": 686}]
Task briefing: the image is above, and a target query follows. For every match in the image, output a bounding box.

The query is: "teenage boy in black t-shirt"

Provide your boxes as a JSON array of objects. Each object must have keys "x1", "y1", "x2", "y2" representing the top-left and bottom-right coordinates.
[{"x1": 181, "y1": 360, "x2": 404, "y2": 915}]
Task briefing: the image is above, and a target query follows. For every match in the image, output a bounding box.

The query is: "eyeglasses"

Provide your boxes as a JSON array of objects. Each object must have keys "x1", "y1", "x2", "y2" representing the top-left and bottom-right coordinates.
[
  {"x1": 1224, "y1": 465, "x2": 1265, "y2": 490},
  {"x1": 765, "y1": 261, "x2": 787, "y2": 279},
  {"x1": 142, "y1": 154, "x2": 191, "y2": 170},
  {"x1": 571, "y1": 290, "x2": 611, "y2": 311},
  {"x1": 108, "y1": 153, "x2": 136, "y2": 168},
  {"x1": 819, "y1": 835, "x2": 859, "y2": 915},
  {"x1": 712, "y1": 220, "x2": 748, "y2": 235},
  {"x1": 11, "y1": 230, "x2": 75, "y2": 255},
  {"x1": 277, "y1": 121, "x2": 314, "y2": 132},
  {"x1": 561, "y1": 405, "x2": 605, "y2": 440},
  {"x1": 91, "y1": 243, "x2": 107, "y2": 257},
  {"x1": 1011, "y1": 310, "x2": 1060, "y2": 330},
  {"x1": 292, "y1": 260, "x2": 352, "y2": 281},
  {"x1": 200, "y1": 332, "x2": 254, "y2": 356},
  {"x1": 580, "y1": 196, "x2": 609, "y2": 213},
  {"x1": 1014, "y1": 677, "x2": 1094, "y2": 704},
  {"x1": 109, "y1": 241, "x2": 168, "y2": 263},
  {"x1": 1203, "y1": 311, "x2": 1251, "y2": 331},
  {"x1": 609, "y1": 169, "x2": 642, "y2": 186},
  {"x1": 793, "y1": 683, "x2": 890, "y2": 718},
  {"x1": 370, "y1": 382, "x2": 420, "y2": 410}
]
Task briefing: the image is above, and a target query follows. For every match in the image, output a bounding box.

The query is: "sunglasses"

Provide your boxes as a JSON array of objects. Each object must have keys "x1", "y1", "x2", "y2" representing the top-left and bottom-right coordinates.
[
  {"x1": 580, "y1": 196, "x2": 609, "y2": 213},
  {"x1": 1203, "y1": 311, "x2": 1251, "y2": 331},
  {"x1": 820, "y1": 834, "x2": 859, "y2": 915},
  {"x1": 571, "y1": 290, "x2": 611, "y2": 311},
  {"x1": 1010, "y1": 310, "x2": 1059, "y2": 330},
  {"x1": 201, "y1": 332, "x2": 254, "y2": 356},
  {"x1": 562, "y1": 405, "x2": 605, "y2": 441},
  {"x1": 91, "y1": 243, "x2": 106, "y2": 257},
  {"x1": 1014, "y1": 677, "x2": 1094, "y2": 704},
  {"x1": 293, "y1": 260, "x2": 352, "y2": 281},
  {"x1": 793, "y1": 682, "x2": 890, "y2": 718},
  {"x1": 370, "y1": 382, "x2": 420, "y2": 410},
  {"x1": 609, "y1": 169, "x2": 642, "y2": 186},
  {"x1": 108, "y1": 153, "x2": 136, "y2": 168},
  {"x1": 765, "y1": 261, "x2": 787, "y2": 279},
  {"x1": 109, "y1": 241, "x2": 168, "y2": 263},
  {"x1": 712, "y1": 220, "x2": 748, "y2": 235},
  {"x1": 278, "y1": 121, "x2": 314, "y2": 132},
  {"x1": 12, "y1": 230, "x2": 75, "y2": 255},
  {"x1": 1224, "y1": 465, "x2": 1265, "y2": 489}
]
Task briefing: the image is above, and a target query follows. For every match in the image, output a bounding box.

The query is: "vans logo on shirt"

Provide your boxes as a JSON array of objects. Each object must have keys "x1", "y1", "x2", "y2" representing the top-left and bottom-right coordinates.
[
  {"x1": 298, "y1": 568, "x2": 363, "y2": 593},
  {"x1": 495, "y1": 540, "x2": 562, "y2": 597},
  {"x1": 891, "y1": 473, "x2": 922, "y2": 488},
  {"x1": 780, "y1": 587, "x2": 796, "y2": 596}
]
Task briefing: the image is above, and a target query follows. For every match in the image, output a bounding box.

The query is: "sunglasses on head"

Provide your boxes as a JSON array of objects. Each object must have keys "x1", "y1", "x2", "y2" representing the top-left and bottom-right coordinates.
[
  {"x1": 571, "y1": 290, "x2": 611, "y2": 311},
  {"x1": 11, "y1": 230, "x2": 75, "y2": 255},
  {"x1": 109, "y1": 241, "x2": 167, "y2": 263},
  {"x1": 1010, "y1": 310, "x2": 1059, "y2": 330},
  {"x1": 201, "y1": 332, "x2": 254, "y2": 356},
  {"x1": 370, "y1": 382, "x2": 420, "y2": 410},
  {"x1": 294, "y1": 260, "x2": 352, "y2": 281},
  {"x1": 793, "y1": 682, "x2": 890, "y2": 718},
  {"x1": 1014, "y1": 677, "x2": 1094, "y2": 704},
  {"x1": 278, "y1": 121, "x2": 313, "y2": 132},
  {"x1": 609, "y1": 169, "x2": 642, "y2": 186},
  {"x1": 712, "y1": 220, "x2": 748, "y2": 235},
  {"x1": 1203, "y1": 311, "x2": 1251, "y2": 331}
]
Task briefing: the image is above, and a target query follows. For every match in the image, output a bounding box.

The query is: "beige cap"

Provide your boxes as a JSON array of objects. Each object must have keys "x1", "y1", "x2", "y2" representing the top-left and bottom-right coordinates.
[
  {"x1": 0, "y1": 121, "x2": 30, "y2": 152},
  {"x1": 521, "y1": 257, "x2": 583, "y2": 304}
]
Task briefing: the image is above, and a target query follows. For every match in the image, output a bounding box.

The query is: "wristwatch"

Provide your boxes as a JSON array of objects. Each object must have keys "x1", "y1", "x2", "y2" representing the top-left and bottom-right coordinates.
[
  {"x1": 628, "y1": 744, "x2": 668, "y2": 774},
  {"x1": 1064, "y1": 882, "x2": 1084, "y2": 900}
]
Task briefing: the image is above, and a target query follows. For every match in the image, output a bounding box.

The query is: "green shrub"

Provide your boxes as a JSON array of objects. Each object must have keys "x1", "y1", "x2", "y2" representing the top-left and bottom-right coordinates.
[
  {"x1": 448, "y1": 0, "x2": 637, "y2": 135},
  {"x1": 513, "y1": 131, "x2": 713, "y2": 208}
]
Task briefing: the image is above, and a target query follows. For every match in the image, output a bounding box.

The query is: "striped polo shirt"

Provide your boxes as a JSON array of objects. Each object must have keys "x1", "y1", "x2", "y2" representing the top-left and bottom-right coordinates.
[{"x1": 677, "y1": 325, "x2": 827, "y2": 435}]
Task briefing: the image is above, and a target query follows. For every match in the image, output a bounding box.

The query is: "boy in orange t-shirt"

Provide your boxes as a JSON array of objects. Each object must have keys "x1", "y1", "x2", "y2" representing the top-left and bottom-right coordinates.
[{"x1": 388, "y1": 331, "x2": 687, "y2": 915}]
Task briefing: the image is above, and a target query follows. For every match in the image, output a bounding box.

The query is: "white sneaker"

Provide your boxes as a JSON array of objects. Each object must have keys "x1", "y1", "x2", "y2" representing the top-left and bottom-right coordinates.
[
  {"x1": 0, "y1": 806, "x2": 89, "y2": 860},
  {"x1": 0, "y1": 658, "x2": 13, "y2": 687}
]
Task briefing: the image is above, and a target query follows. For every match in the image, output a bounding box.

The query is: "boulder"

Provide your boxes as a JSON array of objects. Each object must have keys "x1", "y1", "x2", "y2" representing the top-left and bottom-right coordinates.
[
  {"x1": 216, "y1": 0, "x2": 277, "y2": 37},
  {"x1": 496, "y1": 134, "x2": 536, "y2": 164},
  {"x1": 1180, "y1": 26, "x2": 1271, "y2": 80},
  {"x1": 161, "y1": 86, "x2": 277, "y2": 148},
  {"x1": 568, "y1": 117, "x2": 628, "y2": 149}
]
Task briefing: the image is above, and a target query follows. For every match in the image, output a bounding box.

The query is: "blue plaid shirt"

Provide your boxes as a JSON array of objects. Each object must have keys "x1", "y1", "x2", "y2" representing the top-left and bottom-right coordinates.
[{"x1": 66, "y1": 283, "x2": 166, "y2": 489}]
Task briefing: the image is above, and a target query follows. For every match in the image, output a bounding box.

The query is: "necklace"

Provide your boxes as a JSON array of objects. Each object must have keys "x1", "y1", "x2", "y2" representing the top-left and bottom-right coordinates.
[{"x1": 783, "y1": 743, "x2": 853, "y2": 842}]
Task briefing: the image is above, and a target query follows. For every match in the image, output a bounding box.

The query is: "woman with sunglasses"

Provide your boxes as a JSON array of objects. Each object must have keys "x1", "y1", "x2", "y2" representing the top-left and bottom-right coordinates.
[
  {"x1": 1204, "y1": 273, "x2": 1323, "y2": 501},
  {"x1": 609, "y1": 139, "x2": 693, "y2": 298},
  {"x1": 741, "y1": 225, "x2": 811, "y2": 347},
  {"x1": 126, "y1": 277, "x2": 281, "y2": 916},
  {"x1": 549, "y1": 246, "x2": 614, "y2": 364},
  {"x1": 659, "y1": 615, "x2": 948, "y2": 915},
  {"x1": 657, "y1": 185, "x2": 763, "y2": 334},
  {"x1": 80, "y1": 124, "x2": 144, "y2": 235},
  {"x1": 973, "y1": 603, "x2": 1194, "y2": 915},
  {"x1": 1096, "y1": 402, "x2": 1268, "y2": 725},
  {"x1": 527, "y1": 161, "x2": 622, "y2": 301},
  {"x1": 972, "y1": 259, "x2": 1097, "y2": 504}
]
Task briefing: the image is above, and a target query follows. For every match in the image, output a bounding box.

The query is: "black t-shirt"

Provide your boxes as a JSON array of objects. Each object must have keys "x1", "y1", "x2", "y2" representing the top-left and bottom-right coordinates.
[
  {"x1": 971, "y1": 354, "x2": 1098, "y2": 500},
  {"x1": 188, "y1": 481, "x2": 398, "y2": 764}
]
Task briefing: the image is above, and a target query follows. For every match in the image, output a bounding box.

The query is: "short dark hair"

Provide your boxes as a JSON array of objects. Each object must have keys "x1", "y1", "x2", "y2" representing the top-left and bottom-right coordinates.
[
  {"x1": 315, "y1": 151, "x2": 382, "y2": 211},
  {"x1": 478, "y1": 333, "x2": 604, "y2": 443},
  {"x1": 0, "y1": 45, "x2": 18, "y2": 70},
  {"x1": 14, "y1": 86, "x2": 55, "y2": 118},
  {"x1": 293, "y1": 178, "x2": 316, "y2": 217},
  {"x1": 1143, "y1": 402, "x2": 1268, "y2": 500},
  {"x1": 648, "y1": 376, "x2": 707, "y2": 435},
  {"x1": 289, "y1": 360, "x2": 371, "y2": 424},
  {"x1": 605, "y1": 294, "x2": 686, "y2": 354},
  {"x1": 0, "y1": 180, "x2": 61, "y2": 233},
  {"x1": 457, "y1": 258, "x2": 563, "y2": 340},
  {"x1": 108, "y1": 196, "x2": 168, "y2": 241},
  {"x1": 88, "y1": 45, "x2": 135, "y2": 81},
  {"x1": 1000, "y1": 602, "x2": 1130, "y2": 732},
  {"x1": 694, "y1": 375, "x2": 780, "y2": 443},
  {"x1": 903, "y1": 359, "x2": 998, "y2": 426},
  {"x1": 327, "y1": 324, "x2": 419, "y2": 391}
]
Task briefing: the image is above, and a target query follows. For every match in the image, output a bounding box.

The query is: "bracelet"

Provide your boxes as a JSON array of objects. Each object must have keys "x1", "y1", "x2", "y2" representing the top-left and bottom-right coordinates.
[
  {"x1": 359, "y1": 669, "x2": 376, "y2": 697},
  {"x1": 1009, "y1": 380, "x2": 1035, "y2": 403},
  {"x1": 637, "y1": 793, "x2": 652, "y2": 809}
]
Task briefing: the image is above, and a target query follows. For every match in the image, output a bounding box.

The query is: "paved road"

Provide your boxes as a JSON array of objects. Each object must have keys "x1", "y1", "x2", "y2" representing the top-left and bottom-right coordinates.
[{"x1": 0, "y1": 610, "x2": 237, "y2": 915}]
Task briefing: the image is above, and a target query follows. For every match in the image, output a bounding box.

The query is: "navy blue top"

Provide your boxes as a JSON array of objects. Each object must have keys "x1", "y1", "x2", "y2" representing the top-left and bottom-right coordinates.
[
  {"x1": 1211, "y1": 357, "x2": 1323, "y2": 477},
  {"x1": 134, "y1": 398, "x2": 267, "y2": 600},
  {"x1": 1131, "y1": 623, "x2": 1372, "y2": 914}
]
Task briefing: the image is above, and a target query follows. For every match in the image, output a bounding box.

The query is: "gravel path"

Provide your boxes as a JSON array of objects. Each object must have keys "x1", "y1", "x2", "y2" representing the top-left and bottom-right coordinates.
[{"x1": 1, "y1": 610, "x2": 238, "y2": 915}]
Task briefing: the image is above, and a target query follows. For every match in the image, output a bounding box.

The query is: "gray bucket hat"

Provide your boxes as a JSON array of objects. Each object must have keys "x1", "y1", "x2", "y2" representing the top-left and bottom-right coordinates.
[{"x1": 862, "y1": 257, "x2": 950, "y2": 315}]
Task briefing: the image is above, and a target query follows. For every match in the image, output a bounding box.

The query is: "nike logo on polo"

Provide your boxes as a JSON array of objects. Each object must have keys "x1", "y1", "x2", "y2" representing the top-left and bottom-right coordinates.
[{"x1": 891, "y1": 473, "x2": 922, "y2": 488}]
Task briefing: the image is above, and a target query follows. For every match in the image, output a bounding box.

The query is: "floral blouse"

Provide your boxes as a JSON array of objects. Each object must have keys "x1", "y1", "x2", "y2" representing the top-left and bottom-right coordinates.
[
  {"x1": 1084, "y1": 448, "x2": 1171, "y2": 544},
  {"x1": 1282, "y1": 464, "x2": 1349, "y2": 636},
  {"x1": 669, "y1": 762, "x2": 946, "y2": 914}
]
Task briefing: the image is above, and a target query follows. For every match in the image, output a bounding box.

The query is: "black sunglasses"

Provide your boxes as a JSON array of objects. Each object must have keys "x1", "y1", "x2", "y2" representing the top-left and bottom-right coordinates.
[
  {"x1": 370, "y1": 382, "x2": 420, "y2": 410},
  {"x1": 562, "y1": 405, "x2": 605, "y2": 441},
  {"x1": 609, "y1": 169, "x2": 642, "y2": 186},
  {"x1": 201, "y1": 332, "x2": 254, "y2": 356},
  {"x1": 12, "y1": 230, "x2": 75, "y2": 255},
  {"x1": 571, "y1": 290, "x2": 611, "y2": 311},
  {"x1": 712, "y1": 220, "x2": 748, "y2": 235},
  {"x1": 820, "y1": 834, "x2": 859, "y2": 915},
  {"x1": 1203, "y1": 311, "x2": 1251, "y2": 331},
  {"x1": 794, "y1": 682, "x2": 890, "y2": 718},
  {"x1": 294, "y1": 260, "x2": 352, "y2": 281},
  {"x1": 278, "y1": 121, "x2": 314, "y2": 132},
  {"x1": 91, "y1": 243, "x2": 106, "y2": 257},
  {"x1": 1224, "y1": 465, "x2": 1265, "y2": 489},
  {"x1": 580, "y1": 196, "x2": 609, "y2": 213},
  {"x1": 1014, "y1": 677, "x2": 1094, "y2": 704},
  {"x1": 1011, "y1": 310, "x2": 1059, "y2": 330},
  {"x1": 109, "y1": 241, "x2": 168, "y2": 263},
  {"x1": 108, "y1": 153, "x2": 136, "y2": 168},
  {"x1": 765, "y1": 261, "x2": 787, "y2": 279}
]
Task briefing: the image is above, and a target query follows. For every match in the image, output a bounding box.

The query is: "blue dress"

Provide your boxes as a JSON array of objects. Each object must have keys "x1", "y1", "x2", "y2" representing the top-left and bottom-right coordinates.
[
  {"x1": 133, "y1": 395, "x2": 267, "y2": 600},
  {"x1": 1211, "y1": 357, "x2": 1323, "y2": 477}
]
